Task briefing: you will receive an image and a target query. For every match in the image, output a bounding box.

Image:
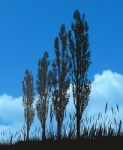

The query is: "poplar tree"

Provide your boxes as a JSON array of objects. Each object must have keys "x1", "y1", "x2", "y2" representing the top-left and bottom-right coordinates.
[
  {"x1": 22, "y1": 69, "x2": 35, "y2": 141},
  {"x1": 36, "y1": 51, "x2": 52, "y2": 140},
  {"x1": 51, "y1": 25, "x2": 70, "y2": 140},
  {"x1": 68, "y1": 10, "x2": 91, "y2": 140}
]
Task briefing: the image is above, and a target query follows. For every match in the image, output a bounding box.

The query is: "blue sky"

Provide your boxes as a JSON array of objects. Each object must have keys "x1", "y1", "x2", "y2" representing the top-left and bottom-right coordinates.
[
  {"x1": 0, "y1": 0, "x2": 123, "y2": 138},
  {"x1": 0, "y1": 0, "x2": 123, "y2": 96}
]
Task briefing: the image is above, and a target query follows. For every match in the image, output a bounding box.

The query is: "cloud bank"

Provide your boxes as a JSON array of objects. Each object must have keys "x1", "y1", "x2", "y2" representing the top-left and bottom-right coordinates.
[
  {"x1": 87, "y1": 70, "x2": 123, "y2": 117},
  {"x1": 0, "y1": 95, "x2": 23, "y2": 132},
  {"x1": 0, "y1": 70, "x2": 123, "y2": 138}
]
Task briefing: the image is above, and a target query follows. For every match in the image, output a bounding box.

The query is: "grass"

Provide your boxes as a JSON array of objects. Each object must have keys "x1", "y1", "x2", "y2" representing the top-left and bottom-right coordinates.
[
  {"x1": 0, "y1": 137, "x2": 123, "y2": 150},
  {"x1": 0, "y1": 103, "x2": 123, "y2": 149}
]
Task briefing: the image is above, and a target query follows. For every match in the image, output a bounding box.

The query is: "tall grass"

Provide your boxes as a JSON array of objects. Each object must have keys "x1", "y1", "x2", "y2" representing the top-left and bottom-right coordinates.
[{"x1": 0, "y1": 103, "x2": 122, "y2": 144}]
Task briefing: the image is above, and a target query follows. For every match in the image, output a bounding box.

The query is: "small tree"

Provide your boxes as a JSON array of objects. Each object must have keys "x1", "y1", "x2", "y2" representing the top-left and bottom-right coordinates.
[
  {"x1": 22, "y1": 69, "x2": 35, "y2": 141},
  {"x1": 36, "y1": 51, "x2": 52, "y2": 140},
  {"x1": 51, "y1": 25, "x2": 70, "y2": 140},
  {"x1": 68, "y1": 10, "x2": 91, "y2": 140}
]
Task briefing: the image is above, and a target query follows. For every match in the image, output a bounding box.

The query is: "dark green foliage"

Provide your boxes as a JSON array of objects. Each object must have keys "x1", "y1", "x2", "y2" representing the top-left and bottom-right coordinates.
[
  {"x1": 36, "y1": 51, "x2": 52, "y2": 140},
  {"x1": 68, "y1": 9, "x2": 91, "y2": 139},
  {"x1": 22, "y1": 70, "x2": 35, "y2": 141},
  {"x1": 51, "y1": 24, "x2": 70, "y2": 140}
]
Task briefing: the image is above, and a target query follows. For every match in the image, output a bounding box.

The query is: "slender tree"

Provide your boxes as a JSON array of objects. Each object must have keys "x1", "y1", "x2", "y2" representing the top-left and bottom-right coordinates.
[
  {"x1": 36, "y1": 51, "x2": 52, "y2": 140},
  {"x1": 51, "y1": 25, "x2": 70, "y2": 140},
  {"x1": 68, "y1": 10, "x2": 91, "y2": 140},
  {"x1": 22, "y1": 69, "x2": 35, "y2": 141}
]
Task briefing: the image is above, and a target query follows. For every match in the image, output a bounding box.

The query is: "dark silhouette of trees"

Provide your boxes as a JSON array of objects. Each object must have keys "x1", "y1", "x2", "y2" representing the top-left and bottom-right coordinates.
[
  {"x1": 68, "y1": 10, "x2": 91, "y2": 140},
  {"x1": 51, "y1": 25, "x2": 70, "y2": 140},
  {"x1": 36, "y1": 51, "x2": 52, "y2": 140},
  {"x1": 22, "y1": 69, "x2": 35, "y2": 141},
  {"x1": 20, "y1": 10, "x2": 91, "y2": 142}
]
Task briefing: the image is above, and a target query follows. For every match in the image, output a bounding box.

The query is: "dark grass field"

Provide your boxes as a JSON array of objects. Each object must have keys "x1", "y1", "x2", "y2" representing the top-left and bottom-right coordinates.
[
  {"x1": 0, "y1": 104, "x2": 122, "y2": 150},
  {"x1": 0, "y1": 137, "x2": 123, "y2": 150}
]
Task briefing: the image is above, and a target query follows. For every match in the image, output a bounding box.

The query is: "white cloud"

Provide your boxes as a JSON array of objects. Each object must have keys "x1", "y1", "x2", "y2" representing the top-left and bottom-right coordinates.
[
  {"x1": 0, "y1": 69, "x2": 123, "y2": 139},
  {"x1": 0, "y1": 95, "x2": 24, "y2": 133},
  {"x1": 86, "y1": 70, "x2": 123, "y2": 119},
  {"x1": 0, "y1": 95, "x2": 41, "y2": 140}
]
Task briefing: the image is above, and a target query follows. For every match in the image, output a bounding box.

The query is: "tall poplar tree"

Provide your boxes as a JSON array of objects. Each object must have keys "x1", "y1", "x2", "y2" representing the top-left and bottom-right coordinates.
[
  {"x1": 36, "y1": 51, "x2": 52, "y2": 140},
  {"x1": 68, "y1": 10, "x2": 91, "y2": 140},
  {"x1": 22, "y1": 69, "x2": 35, "y2": 141},
  {"x1": 51, "y1": 25, "x2": 70, "y2": 140}
]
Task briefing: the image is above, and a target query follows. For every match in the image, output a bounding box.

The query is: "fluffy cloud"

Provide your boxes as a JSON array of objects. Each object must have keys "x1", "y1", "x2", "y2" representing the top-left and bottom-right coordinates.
[
  {"x1": 0, "y1": 70, "x2": 123, "y2": 139},
  {"x1": 86, "y1": 70, "x2": 123, "y2": 117},
  {"x1": 0, "y1": 95, "x2": 24, "y2": 132}
]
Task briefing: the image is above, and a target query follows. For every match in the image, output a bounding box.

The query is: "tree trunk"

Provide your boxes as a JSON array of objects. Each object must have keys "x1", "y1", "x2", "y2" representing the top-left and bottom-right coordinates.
[
  {"x1": 77, "y1": 95, "x2": 80, "y2": 140},
  {"x1": 57, "y1": 121, "x2": 62, "y2": 140},
  {"x1": 42, "y1": 123, "x2": 46, "y2": 140},
  {"x1": 77, "y1": 113, "x2": 80, "y2": 140},
  {"x1": 26, "y1": 127, "x2": 29, "y2": 141}
]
